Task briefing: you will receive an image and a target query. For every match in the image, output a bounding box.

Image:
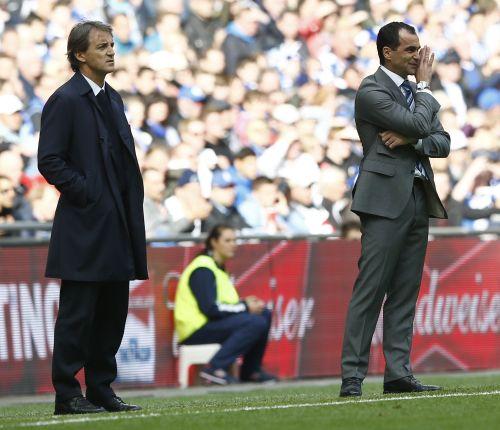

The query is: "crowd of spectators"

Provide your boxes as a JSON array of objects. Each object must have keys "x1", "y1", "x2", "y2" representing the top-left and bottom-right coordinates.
[{"x1": 0, "y1": 0, "x2": 498, "y2": 239}]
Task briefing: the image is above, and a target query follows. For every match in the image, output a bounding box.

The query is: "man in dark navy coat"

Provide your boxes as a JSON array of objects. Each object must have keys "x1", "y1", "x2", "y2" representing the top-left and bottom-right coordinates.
[{"x1": 38, "y1": 21, "x2": 148, "y2": 415}]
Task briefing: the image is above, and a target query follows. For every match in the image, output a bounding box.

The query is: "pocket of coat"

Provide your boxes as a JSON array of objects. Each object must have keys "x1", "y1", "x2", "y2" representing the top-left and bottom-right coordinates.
[
  {"x1": 362, "y1": 159, "x2": 396, "y2": 176},
  {"x1": 376, "y1": 144, "x2": 397, "y2": 158},
  {"x1": 84, "y1": 174, "x2": 102, "y2": 205}
]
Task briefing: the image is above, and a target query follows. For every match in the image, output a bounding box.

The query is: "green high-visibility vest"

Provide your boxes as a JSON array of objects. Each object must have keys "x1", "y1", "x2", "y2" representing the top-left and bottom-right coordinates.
[{"x1": 174, "y1": 254, "x2": 240, "y2": 342}]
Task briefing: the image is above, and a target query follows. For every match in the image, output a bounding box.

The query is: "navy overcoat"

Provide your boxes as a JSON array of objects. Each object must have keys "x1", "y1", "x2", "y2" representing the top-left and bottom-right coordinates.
[{"x1": 38, "y1": 72, "x2": 148, "y2": 281}]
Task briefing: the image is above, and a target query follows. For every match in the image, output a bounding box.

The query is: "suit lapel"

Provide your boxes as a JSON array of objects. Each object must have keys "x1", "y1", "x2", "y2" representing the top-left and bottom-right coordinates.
[
  {"x1": 374, "y1": 67, "x2": 408, "y2": 109},
  {"x1": 105, "y1": 84, "x2": 136, "y2": 158},
  {"x1": 106, "y1": 85, "x2": 143, "y2": 185},
  {"x1": 74, "y1": 73, "x2": 109, "y2": 142},
  {"x1": 86, "y1": 91, "x2": 104, "y2": 116},
  {"x1": 84, "y1": 93, "x2": 109, "y2": 144},
  {"x1": 73, "y1": 73, "x2": 129, "y2": 228},
  {"x1": 73, "y1": 72, "x2": 105, "y2": 118}
]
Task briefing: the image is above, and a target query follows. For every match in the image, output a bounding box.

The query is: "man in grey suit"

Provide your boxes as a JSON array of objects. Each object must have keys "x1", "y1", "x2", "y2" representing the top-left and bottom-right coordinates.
[{"x1": 340, "y1": 22, "x2": 450, "y2": 397}]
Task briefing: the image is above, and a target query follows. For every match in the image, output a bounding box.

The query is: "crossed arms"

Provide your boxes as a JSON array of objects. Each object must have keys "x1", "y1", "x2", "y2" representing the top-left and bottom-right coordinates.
[{"x1": 356, "y1": 85, "x2": 450, "y2": 158}]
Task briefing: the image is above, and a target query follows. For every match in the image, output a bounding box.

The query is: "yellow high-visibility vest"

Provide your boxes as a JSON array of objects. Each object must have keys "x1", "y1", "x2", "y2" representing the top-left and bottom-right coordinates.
[{"x1": 174, "y1": 254, "x2": 240, "y2": 342}]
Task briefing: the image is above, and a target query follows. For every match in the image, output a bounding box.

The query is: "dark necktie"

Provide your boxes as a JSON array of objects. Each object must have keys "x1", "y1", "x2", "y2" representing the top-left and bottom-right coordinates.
[
  {"x1": 96, "y1": 89, "x2": 112, "y2": 117},
  {"x1": 95, "y1": 90, "x2": 128, "y2": 194},
  {"x1": 401, "y1": 80, "x2": 415, "y2": 111},
  {"x1": 401, "y1": 80, "x2": 427, "y2": 180}
]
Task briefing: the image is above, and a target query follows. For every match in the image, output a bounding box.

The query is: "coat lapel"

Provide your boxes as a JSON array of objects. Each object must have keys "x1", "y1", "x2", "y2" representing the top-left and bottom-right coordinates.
[
  {"x1": 86, "y1": 91, "x2": 105, "y2": 117},
  {"x1": 74, "y1": 72, "x2": 106, "y2": 118},
  {"x1": 106, "y1": 84, "x2": 137, "y2": 158},
  {"x1": 73, "y1": 73, "x2": 129, "y2": 228},
  {"x1": 106, "y1": 85, "x2": 141, "y2": 173},
  {"x1": 374, "y1": 67, "x2": 408, "y2": 109}
]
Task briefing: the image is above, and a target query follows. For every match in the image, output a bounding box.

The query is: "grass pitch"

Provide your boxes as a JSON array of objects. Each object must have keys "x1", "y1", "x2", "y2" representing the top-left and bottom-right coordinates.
[{"x1": 1, "y1": 373, "x2": 499, "y2": 430}]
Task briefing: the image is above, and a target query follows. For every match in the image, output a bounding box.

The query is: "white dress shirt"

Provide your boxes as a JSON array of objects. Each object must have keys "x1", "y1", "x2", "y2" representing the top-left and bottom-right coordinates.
[
  {"x1": 82, "y1": 73, "x2": 105, "y2": 96},
  {"x1": 380, "y1": 65, "x2": 433, "y2": 97}
]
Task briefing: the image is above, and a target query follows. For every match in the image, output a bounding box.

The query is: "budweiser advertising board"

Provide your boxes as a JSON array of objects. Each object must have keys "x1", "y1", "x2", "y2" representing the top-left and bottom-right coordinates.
[{"x1": 0, "y1": 237, "x2": 498, "y2": 395}]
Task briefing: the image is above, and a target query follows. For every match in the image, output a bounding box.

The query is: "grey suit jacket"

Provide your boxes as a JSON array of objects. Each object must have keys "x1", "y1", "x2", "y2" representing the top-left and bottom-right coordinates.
[{"x1": 351, "y1": 67, "x2": 450, "y2": 219}]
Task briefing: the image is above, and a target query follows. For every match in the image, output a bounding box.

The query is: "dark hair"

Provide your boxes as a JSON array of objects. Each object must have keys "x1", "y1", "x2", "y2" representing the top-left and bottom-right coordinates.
[
  {"x1": 66, "y1": 21, "x2": 113, "y2": 72},
  {"x1": 376, "y1": 22, "x2": 417, "y2": 65},
  {"x1": 25, "y1": 12, "x2": 43, "y2": 25},
  {"x1": 138, "y1": 66, "x2": 154, "y2": 77},
  {"x1": 203, "y1": 224, "x2": 234, "y2": 254},
  {"x1": 145, "y1": 143, "x2": 170, "y2": 156},
  {"x1": 340, "y1": 218, "x2": 361, "y2": 239},
  {"x1": 252, "y1": 176, "x2": 274, "y2": 191},
  {"x1": 234, "y1": 147, "x2": 256, "y2": 160},
  {"x1": 243, "y1": 90, "x2": 266, "y2": 104},
  {"x1": 141, "y1": 167, "x2": 162, "y2": 177}
]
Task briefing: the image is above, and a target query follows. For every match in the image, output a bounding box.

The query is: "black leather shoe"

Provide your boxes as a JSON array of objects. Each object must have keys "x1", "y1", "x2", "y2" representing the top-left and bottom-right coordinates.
[
  {"x1": 240, "y1": 369, "x2": 279, "y2": 384},
  {"x1": 383, "y1": 375, "x2": 442, "y2": 394},
  {"x1": 339, "y1": 377, "x2": 363, "y2": 397},
  {"x1": 88, "y1": 395, "x2": 142, "y2": 412},
  {"x1": 54, "y1": 396, "x2": 106, "y2": 415}
]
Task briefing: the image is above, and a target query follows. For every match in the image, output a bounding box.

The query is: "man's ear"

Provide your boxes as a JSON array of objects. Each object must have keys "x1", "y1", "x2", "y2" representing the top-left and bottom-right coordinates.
[
  {"x1": 75, "y1": 51, "x2": 86, "y2": 64},
  {"x1": 383, "y1": 46, "x2": 392, "y2": 64}
]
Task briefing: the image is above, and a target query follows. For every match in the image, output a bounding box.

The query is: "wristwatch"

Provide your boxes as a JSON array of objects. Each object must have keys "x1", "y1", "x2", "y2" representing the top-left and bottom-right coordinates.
[{"x1": 417, "y1": 81, "x2": 430, "y2": 90}]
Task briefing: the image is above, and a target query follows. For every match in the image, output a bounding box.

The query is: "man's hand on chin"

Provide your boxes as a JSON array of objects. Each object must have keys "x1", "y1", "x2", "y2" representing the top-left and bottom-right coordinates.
[{"x1": 379, "y1": 131, "x2": 417, "y2": 149}]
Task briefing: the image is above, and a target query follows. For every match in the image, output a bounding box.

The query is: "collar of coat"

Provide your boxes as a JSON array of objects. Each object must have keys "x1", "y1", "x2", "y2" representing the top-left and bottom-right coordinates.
[{"x1": 72, "y1": 71, "x2": 118, "y2": 101}]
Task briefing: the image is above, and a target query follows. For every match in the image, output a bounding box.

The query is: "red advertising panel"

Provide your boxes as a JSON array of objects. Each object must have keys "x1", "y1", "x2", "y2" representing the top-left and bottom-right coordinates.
[
  {"x1": 298, "y1": 240, "x2": 360, "y2": 377},
  {"x1": 370, "y1": 238, "x2": 500, "y2": 373},
  {"x1": 0, "y1": 237, "x2": 498, "y2": 397}
]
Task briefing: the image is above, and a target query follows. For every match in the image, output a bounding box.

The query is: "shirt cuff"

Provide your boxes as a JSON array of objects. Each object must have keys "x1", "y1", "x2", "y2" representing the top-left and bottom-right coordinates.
[
  {"x1": 416, "y1": 88, "x2": 433, "y2": 96},
  {"x1": 413, "y1": 139, "x2": 424, "y2": 153}
]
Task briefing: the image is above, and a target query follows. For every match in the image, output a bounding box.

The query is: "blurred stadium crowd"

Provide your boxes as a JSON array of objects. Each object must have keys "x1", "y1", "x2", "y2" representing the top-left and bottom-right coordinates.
[{"x1": 0, "y1": 0, "x2": 498, "y2": 239}]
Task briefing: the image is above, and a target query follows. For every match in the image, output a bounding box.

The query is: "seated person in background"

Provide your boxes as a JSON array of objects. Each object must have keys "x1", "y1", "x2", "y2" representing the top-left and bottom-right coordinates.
[
  {"x1": 230, "y1": 147, "x2": 258, "y2": 207},
  {"x1": 143, "y1": 168, "x2": 195, "y2": 238},
  {"x1": 174, "y1": 224, "x2": 277, "y2": 385},
  {"x1": 451, "y1": 156, "x2": 499, "y2": 229},
  {"x1": 203, "y1": 170, "x2": 249, "y2": 233},
  {"x1": 429, "y1": 170, "x2": 463, "y2": 227},
  {"x1": 164, "y1": 169, "x2": 212, "y2": 235},
  {"x1": 431, "y1": 156, "x2": 499, "y2": 229},
  {"x1": 0, "y1": 150, "x2": 34, "y2": 224},
  {"x1": 27, "y1": 181, "x2": 59, "y2": 223},
  {"x1": 318, "y1": 165, "x2": 353, "y2": 232},
  {"x1": 0, "y1": 174, "x2": 34, "y2": 237},
  {"x1": 238, "y1": 176, "x2": 289, "y2": 234},
  {"x1": 0, "y1": 175, "x2": 16, "y2": 236},
  {"x1": 340, "y1": 216, "x2": 362, "y2": 241},
  {"x1": 286, "y1": 176, "x2": 333, "y2": 234}
]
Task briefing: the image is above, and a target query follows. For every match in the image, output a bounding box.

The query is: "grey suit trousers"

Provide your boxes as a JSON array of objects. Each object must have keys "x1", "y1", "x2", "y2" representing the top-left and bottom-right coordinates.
[{"x1": 341, "y1": 178, "x2": 429, "y2": 382}]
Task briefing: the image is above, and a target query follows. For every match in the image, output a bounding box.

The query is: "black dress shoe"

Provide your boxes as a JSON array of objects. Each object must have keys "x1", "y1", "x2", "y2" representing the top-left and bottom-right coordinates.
[
  {"x1": 383, "y1": 375, "x2": 442, "y2": 394},
  {"x1": 240, "y1": 369, "x2": 279, "y2": 384},
  {"x1": 339, "y1": 377, "x2": 363, "y2": 397},
  {"x1": 54, "y1": 396, "x2": 106, "y2": 415},
  {"x1": 88, "y1": 395, "x2": 142, "y2": 412}
]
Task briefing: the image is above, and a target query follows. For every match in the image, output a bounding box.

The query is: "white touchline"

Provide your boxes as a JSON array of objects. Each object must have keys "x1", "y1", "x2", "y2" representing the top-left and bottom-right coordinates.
[
  {"x1": 0, "y1": 413, "x2": 160, "y2": 428},
  {"x1": 3, "y1": 391, "x2": 500, "y2": 428},
  {"x1": 167, "y1": 390, "x2": 500, "y2": 416},
  {"x1": 168, "y1": 390, "x2": 500, "y2": 416},
  {"x1": 218, "y1": 390, "x2": 500, "y2": 414}
]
